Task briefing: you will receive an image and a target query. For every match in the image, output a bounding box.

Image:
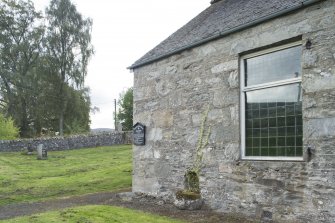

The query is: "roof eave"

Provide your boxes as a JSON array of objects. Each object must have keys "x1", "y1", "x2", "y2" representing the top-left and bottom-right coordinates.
[{"x1": 128, "y1": 0, "x2": 321, "y2": 70}]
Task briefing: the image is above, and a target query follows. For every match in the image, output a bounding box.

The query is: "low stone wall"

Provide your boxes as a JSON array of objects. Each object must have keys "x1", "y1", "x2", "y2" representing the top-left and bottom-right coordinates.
[{"x1": 0, "y1": 132, "x2": 132, "y2": 152}]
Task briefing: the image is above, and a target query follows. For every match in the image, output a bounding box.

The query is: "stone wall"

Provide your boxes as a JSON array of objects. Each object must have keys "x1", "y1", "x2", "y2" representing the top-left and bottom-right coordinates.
[
  {"x1": 0, "y1": 132, "x2": 132, "y2": 152},
  {"x1": 132, "y1": 1, "x2": 335, "y2": 222}
]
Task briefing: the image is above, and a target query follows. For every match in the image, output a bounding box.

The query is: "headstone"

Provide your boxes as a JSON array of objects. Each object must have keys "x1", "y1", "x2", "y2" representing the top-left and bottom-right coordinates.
[
  {"x1": 27, "y1": 143, "x2": 34, "y2": 155},
  {"x1": 117, "y1": 122, "x2": 123, "y2": 132},
  {"x1": 37, "y1": 144, "x2": 47, "y2": 160},
  {"x1": 133, "y1": 122, "x2": 145, "y2": 146}
]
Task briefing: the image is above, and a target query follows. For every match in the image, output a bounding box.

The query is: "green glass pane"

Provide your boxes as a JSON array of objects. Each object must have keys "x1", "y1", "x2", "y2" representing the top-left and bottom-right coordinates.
[
  {"x1": 277, "y1": 147, "x2": 286, "y2": 156},
  {"x1": 260, "y1": 118, "x2": 269, "y2": 128},
  {"x1": 253, "y1": 119, "x2": 260, "y2": 128},
  {"x1": 286, "y1": 147, "x2": 296, "y2": 156},
  {"x1": 296, "y1": 136, "x2": 303, "y2": 146},
  {"x1": 252, "y1": 148, "x2": 260, "y2": 156},
  {"x1": 269, "y1": 147, "x2": 277, "y2": 156},
  {"x1": 269, "y1": 137, "x2": 277, "y2": 146},
  {"x1": 277, "y1": 106, "x2": 285, "y2": 116},
  {"x1": 277, "y1": 117, "x2": 286, "y2": 126},
  {"x1": 246, "y1": 148, "x2": 253, "y2": 156},
  {"x1": 278, "y1": 127, "x2": 286, "y2": 136},
  {"x1": 296, "y1": 102, "x2": 302, "y2": 115},
  {"x1": 261, "y1": 147, "x2": 269, "y2": 156},
  {"x1": 252, "y1": 103, "x2": 260, "y2": 110},
  {"x1": 245, "y1": 83, "x2": 303, "y2": 157},
  {"x1": 268, "y1": 107, "x2": 276, "y2": 118},
  {"x1": 246, "y1": 119, "x2": 253, "y2": 128},
  {"x1": 296, "y1": 126, "x2": 303, "y2": 136},
  {"x1": 246, "y1": 128, "x2": 253, "y2": 136},
  {"x1": 253, "y1": 138, "x2": 260, "y2": 147},
  {"x1": 286, "y1": 105, "x2": 295, "y2": 116},
  {"x1": 252, "y1": 109, "x2": 260, "y2": 118},
  {"x1": 246, "y1": 138, "x2": 253, "y2": 147},
  {"x1": 296, "y1": 115, "x2": 302, "y2": 125},
  {"x1": 260, "y1": 127, "x2": 268, "y2": 135},
  {"x1": 269, "y1": 127, "x2": 277, "y2": 137},
  {"x1": 286, "y1": 116, "x2": 295, "y2": 126},
  {"x1": 286, "y1": 137, "x2": 295, "y2": 146},
  {"x1": 278, "y1": 137, "x2": 285, "y2": 146},
  {"x1": 269, "y1": 118, "x2": 276, "y2": 127},
  {"x1": 260, "y1": 108, "x2": 268, "y2": 117},
  {"x1": 246, "y1": 110, "x2": 253, "y2": 119},
  {"x1": 261, "y1": 138, "x2": 268, "y2": 147},
  {"x1": 286, "y1": 127, "x2": 295, "y2": 136},
  {"x1": 296, "y1": 147, "x2": 303, "y2": 156},
  {"x1": 260, "y1": 103, "x2": 268, "y2": 109},
  {"x1": 253, "y1": 128, "x2": 261, "y2": 137},
  {"x1": 277, "y1": 102, "x2": 285, "y2": 107}
]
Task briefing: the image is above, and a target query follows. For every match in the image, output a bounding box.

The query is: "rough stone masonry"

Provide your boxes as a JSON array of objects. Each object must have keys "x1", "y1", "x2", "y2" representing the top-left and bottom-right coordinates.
[{"x1": 132, "y1": 0, "x2": 335, "y2": 222}]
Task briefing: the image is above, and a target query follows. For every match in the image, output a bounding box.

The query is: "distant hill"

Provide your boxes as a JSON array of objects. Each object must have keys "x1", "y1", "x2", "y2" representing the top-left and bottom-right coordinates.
[{"x1": 90, "y1": 128, "x2": 114, "y2": 134}]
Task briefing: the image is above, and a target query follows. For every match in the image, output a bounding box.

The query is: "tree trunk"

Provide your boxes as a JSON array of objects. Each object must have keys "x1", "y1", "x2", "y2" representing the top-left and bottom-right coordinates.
[
  {"x1": 59, "y1": 111, "x2": 64, "y2": 136},
  {"x1": 58, "y1": 84, "x2": 67, "y2": 136},
  {"x1": 58, "y1": 74, "x2": 66, "y2": 136},
  {"x1": 20, "y1": 97, "x2": 30, "y2": 138}
]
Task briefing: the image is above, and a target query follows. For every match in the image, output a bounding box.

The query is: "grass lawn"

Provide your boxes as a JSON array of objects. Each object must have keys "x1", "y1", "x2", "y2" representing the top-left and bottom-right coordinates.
[
  {"x1": 0, "y1": 145, "x2": 132, "y2": 206},
  {"x1": 0, "y1": 205, "x2": 184, "y2": 223}
]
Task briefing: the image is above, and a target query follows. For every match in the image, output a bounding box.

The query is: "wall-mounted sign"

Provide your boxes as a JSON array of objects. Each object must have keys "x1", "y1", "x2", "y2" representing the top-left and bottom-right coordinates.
[{"x1": 133, "y1": 122, "x2": 146, "y2": 146}]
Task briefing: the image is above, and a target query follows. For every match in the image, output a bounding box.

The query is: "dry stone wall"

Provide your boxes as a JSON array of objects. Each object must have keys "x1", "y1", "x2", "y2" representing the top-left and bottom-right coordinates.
[
  {"x1": 0, "y1": 132, "x2": 132, "y2": 152},
  {"x1": 133, "y1": 1, "x2": 335, "y2": 222}
]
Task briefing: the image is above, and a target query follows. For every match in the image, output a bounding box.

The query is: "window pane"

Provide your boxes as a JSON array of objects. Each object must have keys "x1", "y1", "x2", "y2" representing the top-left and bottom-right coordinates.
[
  {"x1": 245, "y1": 46, "x2": 301, "y2": 86},
  {"x1": 245, "y1": 84, "x2": 302, "y2": 157}
]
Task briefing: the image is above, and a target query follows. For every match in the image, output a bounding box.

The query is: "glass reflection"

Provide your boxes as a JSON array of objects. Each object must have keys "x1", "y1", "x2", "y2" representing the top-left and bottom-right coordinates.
[
  {"x1": 245, "y1": 84, "x2": 302, "y2": 157},
  {"x1": 245, "y1": 46, "x2": 301, "y2": 86}
]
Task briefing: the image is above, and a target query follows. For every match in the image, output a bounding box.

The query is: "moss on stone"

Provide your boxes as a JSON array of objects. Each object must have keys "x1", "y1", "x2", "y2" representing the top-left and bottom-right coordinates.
[
  {"x1": 176, "y1": 190, "x2": 201, "y2": 200},
  {"x1": 184, "y1": 170, "x2": 200, "y2": 193}
]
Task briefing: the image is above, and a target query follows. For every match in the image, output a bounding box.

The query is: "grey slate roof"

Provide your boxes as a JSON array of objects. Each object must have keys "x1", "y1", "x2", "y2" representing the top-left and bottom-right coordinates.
[{"x1": 129, "y1": 0, "x2": 318, "y2": 69}]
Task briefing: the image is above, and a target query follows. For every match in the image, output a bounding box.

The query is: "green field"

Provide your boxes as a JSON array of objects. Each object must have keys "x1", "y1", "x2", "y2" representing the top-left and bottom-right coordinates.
[
  {"x1": 0, "y1": 205, "x2": 184, "y2": 223},
  {"x1": 0, "y1": 145, "x2": 132, "y2": 206}
]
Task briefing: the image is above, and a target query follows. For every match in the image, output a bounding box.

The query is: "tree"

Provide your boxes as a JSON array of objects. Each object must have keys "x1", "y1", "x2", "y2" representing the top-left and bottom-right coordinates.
[
  {"x1": 63, "y1": 86, "x2": 91, "y2": 134},
  {"x1": 0, "y1": 0, "x2": 93, "y2": 138},
  {"x1": 116, "y1": 88, "x2": 133, "y2": 131},
  {"x1": 0, "y1": 0, "x2": 44, "y2": 137},
  {"x1": 44, "y1": 0, "x2": 94, "y2": 136},
  {"x1": 0, "y1": 113, "x2": 19, "y2": 140},
  {"x1": 28, "y1": 61, "x2": 91, "y2": 135}
]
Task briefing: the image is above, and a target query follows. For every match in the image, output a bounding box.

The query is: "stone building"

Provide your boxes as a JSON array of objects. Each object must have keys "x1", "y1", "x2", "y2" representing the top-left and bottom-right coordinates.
[{"x1": 129, "y1": 0, "x2": 335, "y2": 222}]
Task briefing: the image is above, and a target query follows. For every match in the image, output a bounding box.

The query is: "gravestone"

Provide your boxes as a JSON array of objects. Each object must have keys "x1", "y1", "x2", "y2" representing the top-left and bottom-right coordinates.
[
  {"x1": 133, "y1": 122, "x2": 145, "y2": 146},
  {"x1": 37, "y1": 144, "x2": 47, "y2": 160},
  {"x1": 27, "y1": 143, "x2": 34, "y2": 155}
]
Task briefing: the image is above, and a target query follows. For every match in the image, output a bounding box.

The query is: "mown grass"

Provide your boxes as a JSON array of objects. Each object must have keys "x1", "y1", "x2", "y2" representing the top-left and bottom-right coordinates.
[
  {"x1": 0, "y1": 205, "x2": 185, "y2": 223},
  {"x1": 0, "y1": 145, "x2": 132, "y2": 206}
]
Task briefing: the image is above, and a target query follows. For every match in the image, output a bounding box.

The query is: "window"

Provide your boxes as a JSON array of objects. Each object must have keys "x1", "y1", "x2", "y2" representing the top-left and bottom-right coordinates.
[{"x1": 240, "y1": 42, "x2": 303, "y2": 161}]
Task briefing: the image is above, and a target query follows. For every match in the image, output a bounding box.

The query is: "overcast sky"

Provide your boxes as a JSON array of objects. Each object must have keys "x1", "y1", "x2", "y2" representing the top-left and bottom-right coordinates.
[{"x1": 33, "y1": 0, "x2": 210, "y2": 129}]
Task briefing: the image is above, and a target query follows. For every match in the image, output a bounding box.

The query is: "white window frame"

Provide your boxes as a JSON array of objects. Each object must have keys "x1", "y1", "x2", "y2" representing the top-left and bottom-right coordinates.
[{"x1": 240, "y1": 41, "x2": 304, "y2": 161}]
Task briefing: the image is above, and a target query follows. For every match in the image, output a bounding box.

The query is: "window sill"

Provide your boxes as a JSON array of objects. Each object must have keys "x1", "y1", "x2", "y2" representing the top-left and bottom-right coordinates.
[{"x1": 241, "y1": 156, "x2": 304, "y2": 162}]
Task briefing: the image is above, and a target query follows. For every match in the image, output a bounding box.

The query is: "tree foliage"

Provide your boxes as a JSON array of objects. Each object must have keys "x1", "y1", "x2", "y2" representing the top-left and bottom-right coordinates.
[
  {"x1": 63, "y1": 86, "x2": 91, "y2": 134},
  {"x1": 0, "y1": 0, "x2": 44, "y2": 137},
  {"x1": 0, "y1": 0, "x2": 93, "y2": 138},
  {"x1": 116, "y1": 88, "x2": 133, "y2": 131},
  {"x1": 45, "y1": 0, "x2": 94, "y2": 135},
  {"x1": 0, "y1": 113, "x2": 19, "y2": 140}
]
